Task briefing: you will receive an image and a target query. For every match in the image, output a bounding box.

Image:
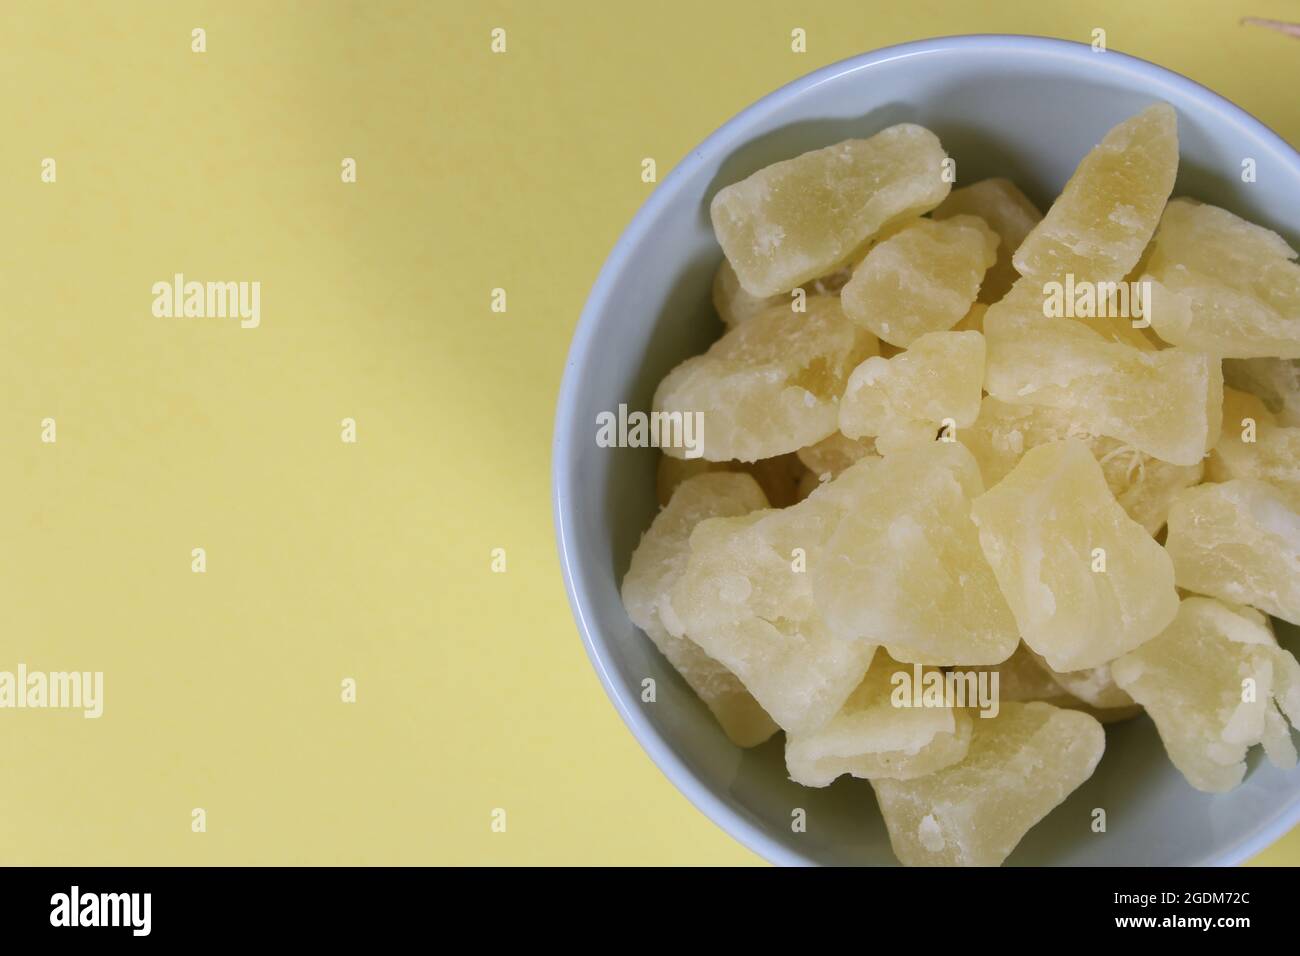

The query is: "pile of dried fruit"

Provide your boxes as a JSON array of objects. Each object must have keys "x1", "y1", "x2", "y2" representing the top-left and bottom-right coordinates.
[{"x1": 622, "y1": 105, "x2": 1300, "y2": 866}]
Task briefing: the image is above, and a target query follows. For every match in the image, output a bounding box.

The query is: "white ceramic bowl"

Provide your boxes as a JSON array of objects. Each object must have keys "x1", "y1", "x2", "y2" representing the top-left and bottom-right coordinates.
[{"x1": 553, "y1": 35, "x2": 1300, "y2": 865}]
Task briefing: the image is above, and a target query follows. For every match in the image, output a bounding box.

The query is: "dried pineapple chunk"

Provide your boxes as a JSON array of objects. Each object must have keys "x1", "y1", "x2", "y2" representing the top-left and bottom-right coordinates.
[
  {"x1": 872, "y1": 701, "x2": 1105, "y2": 866},
  {"x1": 933, "y1": 178, "x2": 1043, "y2": 303},
  {"x1": 814, "y1": 443, "x2": 1020, "y2": 665},
  {"x1": 1143, "y1": 199, "x2": 1300, "y2": 358},
  {"x1": 983, "y1": 307, "x2": 1223, "y2": 466},
  {"x1": 1207, "y1": 388, "x2": 1300, "y2": 511},
  {"x1": 977, "y1": 105, "x2": 1177, "y2": 417},
  {"x1": 785, "y1": 654, "x2": 973, "y2": 786},
  {"x1": 795, "y1": 431, "x2": 877, "y2": 480},
  {"x1": 960, "y1": 397, "x2": 1201, "y2": 534},
  {"x1": 970, "y1": 439, "x2": 1179, "y2": 671},
  {"x1": 1111, "y1": 596, "x2": 1300, "y2": 792},
  {"x1": 711, "y1": 125, "x2": 951, "y2": 297},
  {"x1": 653, "y1": 295, "x2": 877, "y2": 462},
  {"x1": 668, "y1": 494, "x2": 878, "y2": 735},
  {"x1": 841, "y1": 216, "x2": 999, "y2": 347},
  {"x1": 839, "y1": 330, "x2": 985, "y2": 455},
  {"x1": 1012, "y1": 103, "x2": 1178, "y2": 284},
  {"x1": 1224, "y1": 358, "x2": 1300, "y2": 427},
  {"x1": 1164, "y1": 479, "x2": 1300, "y2": 625},
  {"x1": 621, "y1": 473, "x2": 779, "y2": 747}
]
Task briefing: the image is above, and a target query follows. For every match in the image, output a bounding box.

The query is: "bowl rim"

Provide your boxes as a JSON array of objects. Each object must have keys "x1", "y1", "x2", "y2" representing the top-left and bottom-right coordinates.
[{"x1": 552, "y1": 33, "x2": 1300, "y2": 867}]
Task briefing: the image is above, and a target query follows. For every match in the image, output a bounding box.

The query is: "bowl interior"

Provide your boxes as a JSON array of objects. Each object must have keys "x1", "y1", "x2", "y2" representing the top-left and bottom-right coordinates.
[{"x1": 555, "y1": 36, "x2": 1300, "y2": 865}]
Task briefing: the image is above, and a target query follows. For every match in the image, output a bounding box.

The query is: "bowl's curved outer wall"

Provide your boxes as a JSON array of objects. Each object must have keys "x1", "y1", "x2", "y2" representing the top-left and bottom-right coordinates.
[{"x1": 554, "y1": 35, "x2": 1300, "y2": 866}]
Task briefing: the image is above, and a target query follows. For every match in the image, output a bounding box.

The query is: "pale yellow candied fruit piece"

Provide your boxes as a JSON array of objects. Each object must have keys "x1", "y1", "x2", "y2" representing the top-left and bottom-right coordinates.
[
  {"x1": 871, "y1": 701, "x2": 1105, "y2": 866},
  {"x1": 710, "y1": 125, "x2": 951, "y2": 297},
  {"x1": 653, "y1": 295, "x2": 877, "y2": 462},
  {"x1": 959, "y1": 397, "x2": 1202, "y2": 534},
  {"x1": 621, "y1": 473, "x2": 779, "y2": 747},
  {"x1": 668, "y1": 497, "x2": 878, "y2": 735},
  {"x1": 784, "y1": 654, "x2": 973, "y2": 786},
  {"x1": 839, "y1": 330, "x2": 985, "y2": 455},
  {"x1": 813, "y1": 443, "x2": 1020, "y2": 665},
  {"x1": 655, "y1": 452, "x2": 806, "y2": 508},
  {"x1": 983, "y1": 306, "x2": 1223, "y2": 466},
  {"x1": 1012, "y1": 103, "x2": 1178, "y2": 284},
  {"x1": 1143, "y1": 199, "x2": 1300, "y2": 358},
  {"x1": 1208, "y1": 388, "x2": 1300, "y2": 511},
  {"x1": 978, "y1": 105, "x2": 1177, "y2": 389},
  {"x1": 1263, "y1": 697, "x2": 1299, "y2": 770},
  {"x1": 841, "y1": 215, "x2": 999, "y2": 347},
  {"x1": 933, "y1": 178, "x2": 1043, "y2": 303},
  {"x1": 970, "y1": 439, "x2": 1179, "y2": 671},
  {"x1": 1111, "y1": 596, "x2": 1300, "y2": 792},
  {"x1": 795, "y1": 431, "x2": 877, "y2": 480},
  {"x1": 1224, "y1": 358, "x2": 1300, "y2": 427},
  {"x1": 1164, "y1": 479, "x2": 1300, "y2": 625}
]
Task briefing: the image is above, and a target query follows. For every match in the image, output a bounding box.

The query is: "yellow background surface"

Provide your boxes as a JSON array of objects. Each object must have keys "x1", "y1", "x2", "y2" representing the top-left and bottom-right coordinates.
[{"x1": 2, "y1": 0, "x2": 1298, "y2": 865}]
